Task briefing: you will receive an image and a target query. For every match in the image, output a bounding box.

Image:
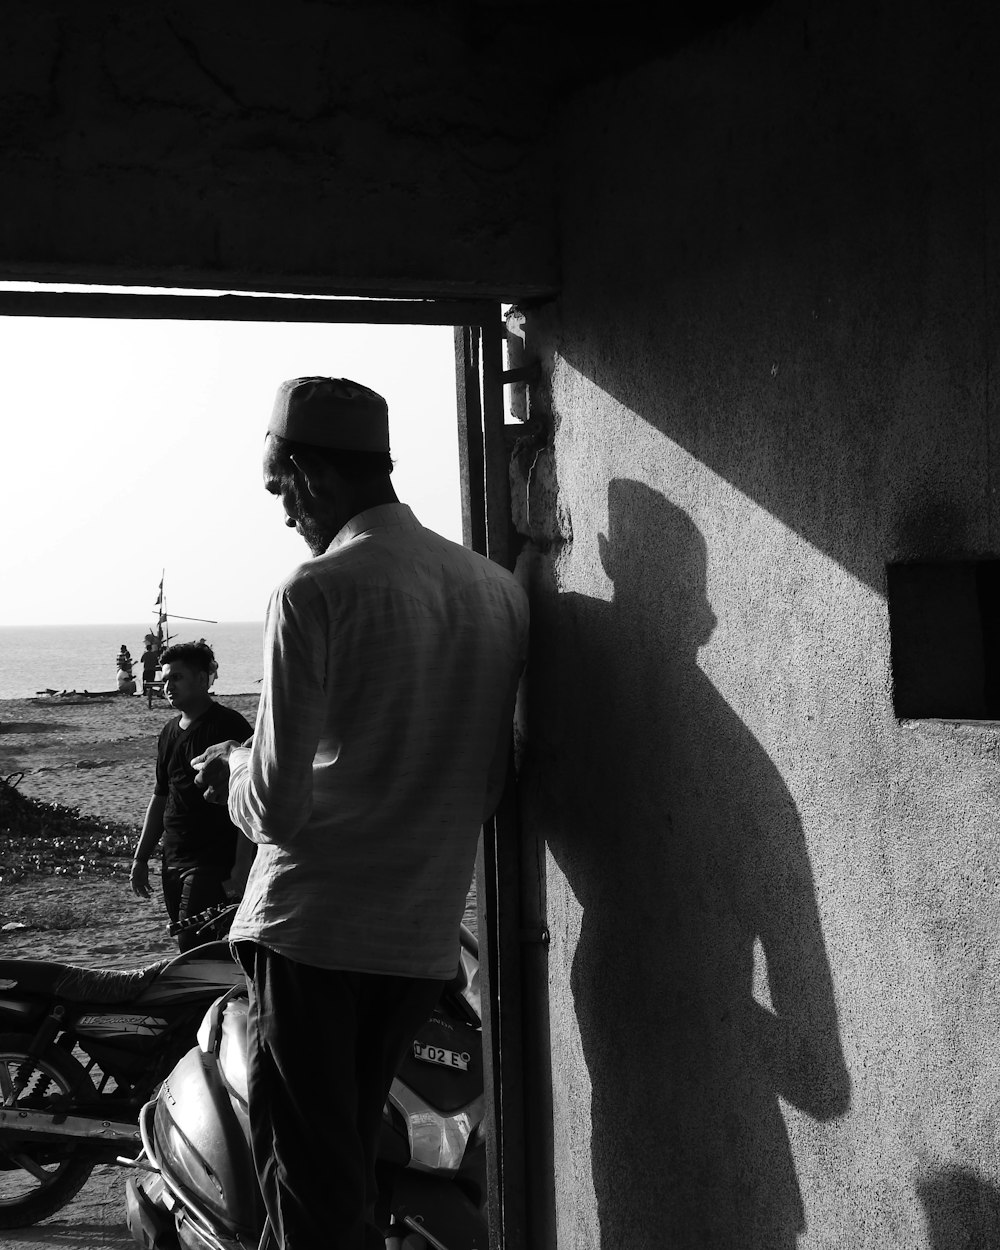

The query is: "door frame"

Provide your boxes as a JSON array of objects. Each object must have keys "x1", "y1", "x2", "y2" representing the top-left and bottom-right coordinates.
[{"x1": 0, "y1": 285, "x2": 529, "y2": 1250}]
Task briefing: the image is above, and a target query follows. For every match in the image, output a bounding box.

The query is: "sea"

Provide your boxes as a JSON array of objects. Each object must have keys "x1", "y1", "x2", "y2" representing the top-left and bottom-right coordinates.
[{"x1": 0, "y1": 622, "x2": 265, "y2": 700}]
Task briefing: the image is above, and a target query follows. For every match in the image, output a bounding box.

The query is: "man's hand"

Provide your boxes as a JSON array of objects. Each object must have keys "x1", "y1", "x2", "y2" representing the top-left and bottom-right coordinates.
[
  {"x1": 129, "y1": 859, "x2": 152, "y2": 899},
  {"x1": 191, "y1": 740, "x2": 242, "y2": 805}
]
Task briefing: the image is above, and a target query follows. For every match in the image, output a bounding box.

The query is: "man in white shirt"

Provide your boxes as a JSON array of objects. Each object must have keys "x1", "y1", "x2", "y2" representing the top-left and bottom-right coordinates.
[{"x1": 192, "y1": 376, "x2": 529, "y2": 1250}]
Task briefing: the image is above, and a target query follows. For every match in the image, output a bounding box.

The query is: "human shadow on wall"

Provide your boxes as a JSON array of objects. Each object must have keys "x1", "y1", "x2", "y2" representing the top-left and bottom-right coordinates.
[
  {"x1": 543, "y1": 480, "x2": 850, "y2": 1248},
  {"x1": 916, "y1": 1165, "x2": 1000, "y2": 1249}
]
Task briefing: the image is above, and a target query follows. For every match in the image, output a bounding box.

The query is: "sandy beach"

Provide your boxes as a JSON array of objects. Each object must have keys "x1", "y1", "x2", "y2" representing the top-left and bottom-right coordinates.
[
  {"x1": 0, "y1": 691, "x2": 259, "y2": 1248},
  {"x1": 0, "y1": 692, "x2": 260, "y2": 962}
]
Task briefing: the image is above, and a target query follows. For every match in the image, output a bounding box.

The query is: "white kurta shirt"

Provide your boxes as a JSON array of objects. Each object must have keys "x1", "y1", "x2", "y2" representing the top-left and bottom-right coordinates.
[{"x1": 227, "y1": 503, "x2": 529, "y2": 979}]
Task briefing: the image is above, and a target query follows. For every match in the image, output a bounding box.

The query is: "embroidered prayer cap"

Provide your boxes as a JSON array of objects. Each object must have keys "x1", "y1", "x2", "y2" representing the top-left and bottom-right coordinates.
[{"x1": 267, "y1": 377, "x2": 390, "y2": 452}]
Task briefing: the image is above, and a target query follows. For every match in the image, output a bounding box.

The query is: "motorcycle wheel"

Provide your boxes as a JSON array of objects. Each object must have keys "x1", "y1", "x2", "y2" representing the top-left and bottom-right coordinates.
[{"x1": 0, "y1": 1032, "x2": 96, "y2": 1228}]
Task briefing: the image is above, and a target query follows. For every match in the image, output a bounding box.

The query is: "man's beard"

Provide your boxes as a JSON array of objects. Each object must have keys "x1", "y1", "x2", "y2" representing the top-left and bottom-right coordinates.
[{"x1": 288, "y1": 479, "x2": 336, "y2": 556}]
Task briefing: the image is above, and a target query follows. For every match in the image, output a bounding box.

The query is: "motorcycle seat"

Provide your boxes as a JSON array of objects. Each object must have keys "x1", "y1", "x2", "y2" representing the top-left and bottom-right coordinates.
[
  {"x1": 0, "y1": 957, "x2": 171, "y2": 1004},
  {"x1": 137, "y1": 960, "x2": 242, "y2": 1006}
]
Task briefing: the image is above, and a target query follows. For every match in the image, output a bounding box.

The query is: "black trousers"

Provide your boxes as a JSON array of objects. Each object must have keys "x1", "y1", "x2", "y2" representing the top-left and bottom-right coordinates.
[
  {"x1": 235, "y1": 941, "x2": 443, "y2": 1250},
  {"x1": 160, "y1": 861, "x2": 229, "y2": 952}
]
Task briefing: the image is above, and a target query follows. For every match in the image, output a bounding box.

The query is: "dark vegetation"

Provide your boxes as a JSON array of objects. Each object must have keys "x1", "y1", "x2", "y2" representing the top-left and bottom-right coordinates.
[{"x1": 0, "y1": 773, "x2": 137, "y2": 885}]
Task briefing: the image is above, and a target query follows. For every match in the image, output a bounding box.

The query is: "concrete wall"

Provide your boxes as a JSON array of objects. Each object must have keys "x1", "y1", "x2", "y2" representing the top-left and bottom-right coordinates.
[
  {"x1": 0, "y1": 0, "x2": 557, "y2": 295},
  {"x1": 517, "y1": 1, "x2": 1000, "y2": 1245}
]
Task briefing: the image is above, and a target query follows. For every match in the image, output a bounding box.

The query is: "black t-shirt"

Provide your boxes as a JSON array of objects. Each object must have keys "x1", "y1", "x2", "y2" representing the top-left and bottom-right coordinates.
[{"x1": 154, "y1": 701, "x2": 254, "y2": 871}]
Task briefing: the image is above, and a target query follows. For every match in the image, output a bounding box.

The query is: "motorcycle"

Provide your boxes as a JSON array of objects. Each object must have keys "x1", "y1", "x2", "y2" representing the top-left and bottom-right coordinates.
[
  {"x1": 0, "y1": 922, "x2": 241, "y2": 1228},
  {"x1": 124, "y1": 924, "x2": 487, "y2": 1250}
]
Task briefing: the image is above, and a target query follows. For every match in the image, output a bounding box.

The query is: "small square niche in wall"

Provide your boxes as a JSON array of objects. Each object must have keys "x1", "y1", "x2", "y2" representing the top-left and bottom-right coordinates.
[{"x1": 887, "y1": 560, "x2": 1000, "y2": 720}]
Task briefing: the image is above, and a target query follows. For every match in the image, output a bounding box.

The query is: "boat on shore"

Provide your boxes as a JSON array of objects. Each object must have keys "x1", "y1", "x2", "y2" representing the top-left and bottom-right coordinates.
[
  {"x1": 37, "y1": 574, "x2": 217, "y2": 704},
  {"x1": 33, "y1": 688, "x2": 120, "y2": 701}
]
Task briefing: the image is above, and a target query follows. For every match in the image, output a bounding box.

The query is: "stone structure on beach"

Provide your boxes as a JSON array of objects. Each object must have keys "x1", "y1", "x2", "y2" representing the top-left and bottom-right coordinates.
[{"x1": 1, "y1": 4, "x2": 999, "y2": 1247}]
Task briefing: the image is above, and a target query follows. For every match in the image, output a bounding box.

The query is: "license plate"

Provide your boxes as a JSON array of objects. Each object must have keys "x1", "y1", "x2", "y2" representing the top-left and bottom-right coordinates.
[{"x1": 413, "y1": 1042, "x2": 470, "y2": 1071}]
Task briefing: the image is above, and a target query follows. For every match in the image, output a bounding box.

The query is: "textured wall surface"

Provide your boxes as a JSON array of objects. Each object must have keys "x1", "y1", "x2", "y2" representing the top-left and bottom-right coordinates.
[
  {"x1": 0, "y1": 0, "x2": 557, "y2": 295},
  {"x1": 517, "y1": 0, "x2": 1000, "y2": 1245}
]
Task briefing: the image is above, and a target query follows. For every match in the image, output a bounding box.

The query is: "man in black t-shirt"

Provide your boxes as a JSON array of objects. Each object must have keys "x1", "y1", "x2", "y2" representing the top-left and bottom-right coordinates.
[{"x1": 129, "y1": 641, "x2": 253, "y2": 951}]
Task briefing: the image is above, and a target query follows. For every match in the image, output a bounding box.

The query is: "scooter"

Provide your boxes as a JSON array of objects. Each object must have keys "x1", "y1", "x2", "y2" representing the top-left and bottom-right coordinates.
[
  {"x1": 0, "y1": 935, "x2": 241, "y2": 1227},
  {"x1": 124, "y1": 925, "x2": 488, "y2": 1250}
]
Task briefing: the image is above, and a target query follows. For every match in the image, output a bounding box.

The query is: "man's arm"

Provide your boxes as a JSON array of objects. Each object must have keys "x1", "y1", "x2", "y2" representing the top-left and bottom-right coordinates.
[
  {"x1": 483, "y1": 711, "x2": 514, "y2": 823},
  {"x1": 187, "y1": 711, "x2": 255, "y2": 803},
  {"x1": 193, "y1": 582, "x2": 328, "y2": 845},
  {"x1": 130, "y1": 794, "x2": 166, "y2": 899},
  {"x1": 482, "y1": 617, "x2": 529, "y2": 820},
  {"x1": 191, "y1": 739, "x2": 248, "y2": 805}
]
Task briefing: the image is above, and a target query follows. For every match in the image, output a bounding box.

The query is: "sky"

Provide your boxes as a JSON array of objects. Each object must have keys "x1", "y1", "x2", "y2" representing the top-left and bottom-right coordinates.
[{"x1": 0, "y1": 310, "x2": 462, "y2": 626}]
